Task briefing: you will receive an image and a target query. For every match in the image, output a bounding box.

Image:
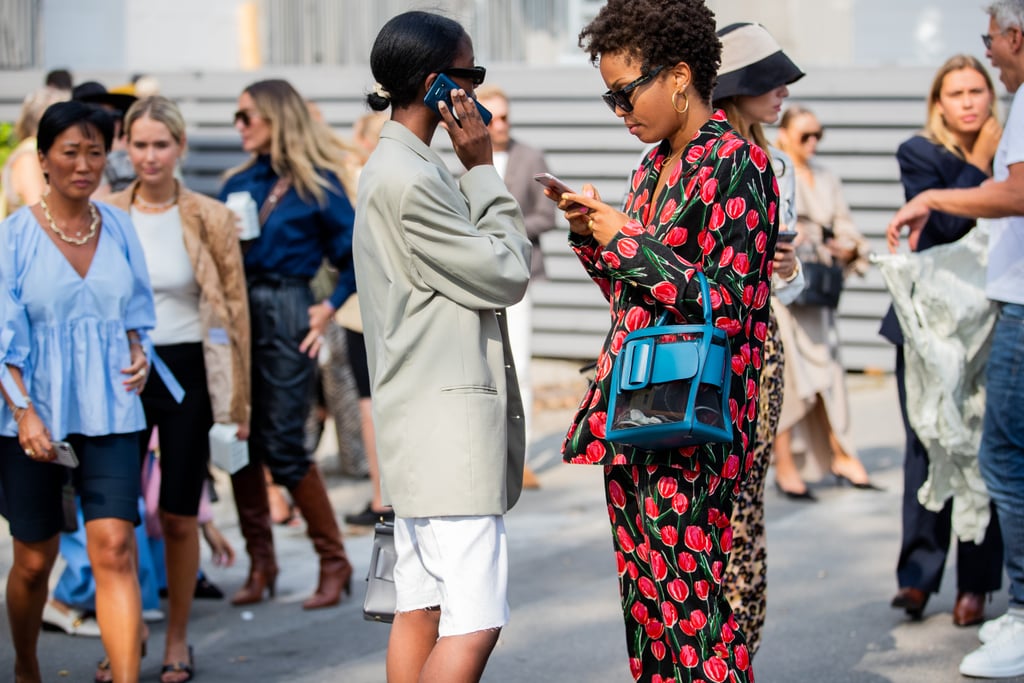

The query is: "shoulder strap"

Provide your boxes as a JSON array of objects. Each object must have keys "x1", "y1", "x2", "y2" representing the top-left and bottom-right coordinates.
[{"x1": 258, "y1": 177, "x2": 291, "y2": 227}]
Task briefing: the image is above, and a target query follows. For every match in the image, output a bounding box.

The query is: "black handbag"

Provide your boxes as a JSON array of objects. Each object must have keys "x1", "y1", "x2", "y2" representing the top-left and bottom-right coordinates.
[
  {"x1": 362, "y1": 520, "x2": 397, "y2": 623},
  {"x1": 793, "y1": 261, "x2": 844, "y2": 309}
]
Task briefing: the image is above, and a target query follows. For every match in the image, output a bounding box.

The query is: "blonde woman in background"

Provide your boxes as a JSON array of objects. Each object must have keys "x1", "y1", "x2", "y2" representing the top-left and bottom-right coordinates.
[
  {"x1": 1, "y1": 87, "x2": 70, "y2": 216},
  {"x1": 105, "y1": 95, "x2": 250, "y2": 682},
  {"x1": 774, "y1": 104, "x2": 875, "y2": 495},
  {"x1": 220, "y1": 79, "x2": 356, "y2": 610}
]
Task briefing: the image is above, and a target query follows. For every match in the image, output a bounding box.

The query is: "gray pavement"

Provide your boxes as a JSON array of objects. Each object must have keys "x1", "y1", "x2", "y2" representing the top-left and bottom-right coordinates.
[{"x1": 0, "y1": 362, "x2": 1020, "y2": 682}]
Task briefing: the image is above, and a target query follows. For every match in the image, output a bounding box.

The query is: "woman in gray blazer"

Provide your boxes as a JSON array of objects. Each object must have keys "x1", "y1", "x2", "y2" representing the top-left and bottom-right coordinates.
[{"x1": 354, "y1": 10, "x2": 532, "y2": 683}]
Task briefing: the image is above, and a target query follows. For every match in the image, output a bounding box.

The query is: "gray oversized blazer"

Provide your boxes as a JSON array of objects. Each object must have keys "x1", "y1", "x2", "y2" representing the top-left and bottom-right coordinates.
[{"x1": 353, "y1": 121, "x2": 532, "y2": 518}]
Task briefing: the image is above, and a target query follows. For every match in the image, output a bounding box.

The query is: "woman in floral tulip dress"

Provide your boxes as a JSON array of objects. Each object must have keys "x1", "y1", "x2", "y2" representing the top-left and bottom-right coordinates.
[{"x1": 546, "y1": 1, "x2": 778, "y2": 680}]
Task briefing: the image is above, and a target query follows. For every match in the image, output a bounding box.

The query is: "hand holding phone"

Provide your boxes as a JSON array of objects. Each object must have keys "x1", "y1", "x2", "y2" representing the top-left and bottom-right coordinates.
[
  {"x1": 424, "y1": 74, "x2": 492, "y2": 126},
  {"x1": 534, "y1": 173, "x2": 584, "y2": 210},
  {"x1": 777, "y1": 230, "x2": 798, "y2": 244},
  {"x1": 52, "y1": 440, "x2": 79, "y2": 468}
]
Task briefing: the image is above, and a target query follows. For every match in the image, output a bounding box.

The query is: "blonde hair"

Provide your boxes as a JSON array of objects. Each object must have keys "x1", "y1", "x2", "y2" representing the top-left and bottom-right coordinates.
[
  {"x1": 15, "y1": 87, "x2": 70, "y2": 142},
  {"x1": 124, "y1": 96, "x2": 187, "y2": 153},
  {"x1": 924, "y1": 54, "x2": 998, "y2": 159},
  {"x1": 717, "y1": 98, "x2": 772, "y2": 158},
  {"x1": 225, "y1": 79, "x2": 355, "y2": 206},
  {"x1": 776, "y1": 103, "x2": 815, "y2": 157},
  {"x1": 474, "y1": 84, "x2": 508, "y2": 104}
]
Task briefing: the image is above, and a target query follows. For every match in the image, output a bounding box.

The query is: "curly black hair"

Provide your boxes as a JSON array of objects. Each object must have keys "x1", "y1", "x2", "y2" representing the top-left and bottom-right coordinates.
[{"x1": 579, "y1": 0, "x2": 721, "y2": 104}]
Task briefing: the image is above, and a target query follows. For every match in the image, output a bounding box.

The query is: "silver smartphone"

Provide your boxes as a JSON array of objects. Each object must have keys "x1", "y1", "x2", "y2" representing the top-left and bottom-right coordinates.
[
  {"x1": 52, "y1": 440, "x2": 79, "y2": 468},
  {"x1": 534, "y1": 173, "x2": 584, "y2": 210}
]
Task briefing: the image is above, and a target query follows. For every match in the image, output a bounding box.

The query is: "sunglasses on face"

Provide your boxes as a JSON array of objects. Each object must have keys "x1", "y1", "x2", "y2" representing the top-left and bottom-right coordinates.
[
  {"x1": 441, "y1": 66, "x2": 487, "y2": 86},
  {"x1": 801, "y1": 129, "x2": 824, "y2": 144},
  {"x1": 602, "y1": 65, "x2": 665, "y2": 113},
  {"x1": 234, "y1": 110, "x2": 257, "y2": 127}
]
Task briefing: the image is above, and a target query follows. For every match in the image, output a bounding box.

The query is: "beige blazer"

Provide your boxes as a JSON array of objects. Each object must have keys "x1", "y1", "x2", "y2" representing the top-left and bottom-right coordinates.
[
  {"x1": 354, "y1": 121, "x2": 532, "y2": 517},
  {"x1": 106, "y1": 182, "x2": 251, "y2": 425}
]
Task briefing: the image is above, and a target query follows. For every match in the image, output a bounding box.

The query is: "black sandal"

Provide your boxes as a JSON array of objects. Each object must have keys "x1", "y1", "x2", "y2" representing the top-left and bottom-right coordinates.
[{"x1": 160, "y1": 645, "x2": 195, "y2": 683}]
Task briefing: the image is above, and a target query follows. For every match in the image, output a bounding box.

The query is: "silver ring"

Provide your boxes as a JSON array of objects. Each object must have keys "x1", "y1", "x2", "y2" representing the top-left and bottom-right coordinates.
[{"x1": 25, "y1": 449, "x2": 34, "y2": 456}]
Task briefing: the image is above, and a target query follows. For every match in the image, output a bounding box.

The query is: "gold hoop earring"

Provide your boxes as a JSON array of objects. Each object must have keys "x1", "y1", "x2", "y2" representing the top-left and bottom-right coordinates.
[{"x1": 672, "y1": 88, "x2": 689, "y2": 115}]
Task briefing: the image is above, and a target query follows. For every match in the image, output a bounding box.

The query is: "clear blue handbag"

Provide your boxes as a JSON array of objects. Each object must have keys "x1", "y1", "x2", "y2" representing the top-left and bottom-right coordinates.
[{"x1": 606, "y1": 272, "x2": 733, "y2": 450}]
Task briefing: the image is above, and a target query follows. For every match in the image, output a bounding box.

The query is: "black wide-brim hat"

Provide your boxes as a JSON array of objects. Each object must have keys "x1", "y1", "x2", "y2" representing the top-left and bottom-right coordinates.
[
  {"x1": 712, "y1": 23, "x2": 805, "y2": 102},
  {"x1": 72, "y1": 81, "x2": 137, "y2": 113}
]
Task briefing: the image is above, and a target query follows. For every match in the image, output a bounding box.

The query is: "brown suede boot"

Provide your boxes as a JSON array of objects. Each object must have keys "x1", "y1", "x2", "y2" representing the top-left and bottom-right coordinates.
[
  {"x1": 230, "y1": 463, "x2": 279, "y2": 606},
  {"x1": 289, "y1": 463, "x2": 353, "y2": 609}
]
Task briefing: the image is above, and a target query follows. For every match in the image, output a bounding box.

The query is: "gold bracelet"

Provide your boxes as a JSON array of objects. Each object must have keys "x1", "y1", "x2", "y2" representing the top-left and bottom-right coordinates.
[{"x1": 782, "y1": 260, "x2": 802, "y2": 283}]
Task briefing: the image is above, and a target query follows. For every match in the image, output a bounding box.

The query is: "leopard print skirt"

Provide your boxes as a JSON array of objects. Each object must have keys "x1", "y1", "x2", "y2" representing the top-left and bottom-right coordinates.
[{"x1": 725, "y1": 311, "x2": 783, "y2": 656}]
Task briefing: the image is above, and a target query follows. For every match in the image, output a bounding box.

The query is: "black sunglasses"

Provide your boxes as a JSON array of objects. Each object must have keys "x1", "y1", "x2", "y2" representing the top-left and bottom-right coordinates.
[
  {"x1": 602, "y1": 66, "x2": 665, "y2": 113},
  {"x1": 234, "y1": 110, "x2": 255, "y2": 127},
  {"x1": 800, "y1": 129, "x2": 824, "y2": 144},
  {"x1": 442, "y1": 66, "x2": 487, "y2": 86}
]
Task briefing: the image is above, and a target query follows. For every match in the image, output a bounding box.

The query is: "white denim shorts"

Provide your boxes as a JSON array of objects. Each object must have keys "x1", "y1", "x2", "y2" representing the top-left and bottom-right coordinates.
[{"x1": 393, "y1": 514, "x2": 510, "y2": 637}]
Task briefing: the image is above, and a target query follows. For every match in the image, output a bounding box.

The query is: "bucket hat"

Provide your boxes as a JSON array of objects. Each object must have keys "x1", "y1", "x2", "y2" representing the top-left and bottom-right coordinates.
[{"x1": 713, "y1": 23, "x2": 804, "y2": 102}]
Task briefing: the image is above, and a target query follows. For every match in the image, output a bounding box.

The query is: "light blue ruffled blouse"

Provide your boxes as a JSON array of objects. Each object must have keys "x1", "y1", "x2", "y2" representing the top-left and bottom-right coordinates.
[{"x1": 0, "y1": 204, "x2": 156, "y2": 439}]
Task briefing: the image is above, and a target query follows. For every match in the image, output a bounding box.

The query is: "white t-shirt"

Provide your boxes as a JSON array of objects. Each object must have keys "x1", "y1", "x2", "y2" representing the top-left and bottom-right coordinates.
[
  {"x1": 987, "y1": 87, "x2": 1024, "y2": 305},
  {"x1": 131, "y1": 206, "x2": 202, "y2": 344}
]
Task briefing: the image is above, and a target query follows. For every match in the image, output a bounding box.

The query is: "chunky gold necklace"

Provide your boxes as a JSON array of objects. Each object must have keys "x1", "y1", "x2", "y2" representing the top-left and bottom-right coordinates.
[{"x1": 40, "y1": 195, "x2": 100, "y2": 246}]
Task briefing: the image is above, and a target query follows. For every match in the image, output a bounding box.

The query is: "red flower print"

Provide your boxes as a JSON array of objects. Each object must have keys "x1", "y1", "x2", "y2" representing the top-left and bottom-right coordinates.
[
  {"x1": 616, "y1": 551, "x2": 627, "y2": 575},
  {"x1": 661, "y1": 601, "x2": 679, "y2": 627},
  {"x1": 667, "y1": 578, "x2": 689, "y2": 602},
  {"x1": 657, "y1": 476, "x2": 678, "y2": 499},
  {"x1": 715, "y1": 317, "x2": 743, "y2": 336},
  {"x1": 638, "y1": 576, "x2": 658, "y2": 600},
  {"x1": 652, "y1": 281, "x2": 678, "y2": 304},
  {"x1": 735, "y1": 645, "x2": 750, "y2": 671},
  {"x1": 672, "y1": 493, "x2": 689, "y2": 515},
  {"x1": 686, "y1": 144, "x2": 705, "y2": 164},
  {"x1": 610, "y1": 330, "x2": 628, "y2": 354},
  {"x1": 703, "y1": 657, "x2": 729, "y2": 683},
  {"x1": 683, "y1": 465, "x2": 701, "y2": 483},
  {"x1": 637, "y1": 540, "x2": 650, "y2": 563},
  {"x1": 768, "y1": 199, "x2": 777, "y2": 224},
  {"x1": 679, "y1": 619, "x2": 696, "y2": 637},
  {"x1": 679, "y1": 645, "x2": 699, "y2": 668},
  {"x1": 699, "y1": 230, "x2": 717, "y2": 257},
  {"x1": 591, "y1": 387, "x2": 603, "y2": 408},
  {"x1": 631, "y1": 601, "x2": 650, "y2": 625},
  {"x1": 720, "y1": 526, "x2": 733, "y2": 553},
  {"x1": 609, "y1": 480, "x2": 626, "y2": 509},
  {"x1": 699, "y1": 177, "x2": 718, "y2": 204},
  {"x1": 627, "y1": 561, "x2": 639, "y2": 579},
  {"x1": 629, "y1": 657, "x2": 643, "y2": 681},
  {"x1": 660, "y1": 199, "x2": 679, "y2": 224},
  {"x1": 645, "y1": 496, "x2": 660, "y2": 520},
  {"x1": 717, "y1": 137, "x2": 744, "y2": 158},
  {"x1": 708, "y1": 204, "x2": 725, "y2": 231},
  {"x1": 668, "y1": 160, "x2": 684, "y2": 188},
  {"x1": 720, "y1": 622, "x2": 735, "y2": 644},
  {"x1": 749, "y1": 143, "x2": 768, "y2": 171},
  {"x1": 708, "y1": 287, "x2": 722, "y2": 310},
  {"x1": 596, "y1": 352, "x2": 613, "y2": 381},
  {"x1": 725, "y1": 197, "x2": 746, "y2": 220},
  {"x1": 651, "y1": 550, "x2": 668, "y2": 580},
  {"x1": 695, "y1": 579, "x2": 710, "y2": 601},
  {"x1": 754, "y1": 281, "x2": 770, "y2": 309},
  {"x1": 646, "y1": 619, "x2": 665, "y2": 639},
  {"x1": 745, "y1": 209, "x2": 760, "y2": 231},
  {"x1": 690, "y1": 609, "x2": 708, "y2": 630},
  {"x1": 632, "y1": 188, "x2": 650, "y2": 215},
  {"x1": 625, "y1": 306, "x2": 652, "y2": 332},
  {"x1": 754, "y1": 321, "x2": 768, "y2": 342},
  {"x1": 719, "y1": 246, "x2": 735, "y2": 268},
  {"x1": 660, "y1": 525, "x2": 678, "y2": 546},
  {"x1": 665, "y1": 226, "x2": 687, "y2": 246},
  {"x1": 755, "y1": 231, "x2": 768, "y2": 254},
  {"x1": 678, "y1": 552, "x2": 697, "y2": 572},
  {"x1": 588, "y1": 412, "x2": 607, "y2": 439},
  {"x1": 651, "y1": 641, "x2": 667, "y2": 661},
  {"x1": 722, "y1": 454, "x2": 740, "y2": 479},
  {"x1": 632, "y1": 168, "x2": 644, "y2": 191},
  {"x1": 684, "y1": 526, "x2": 708, "y2": 553},
  {"x1": 585, "y1": 440, "x2": 606, "y2": 463},
  {"x1": 746, "y1": 378, "x2": 757, "y2": 400},
  {"x1": 712, "y1": 561, "x2": 724, "y2": 583},
  {"x1": 732, "y1": 253, "x2": 750, "y2": 276},
  {"x1": 731, "y1": 355, "x2": 747, "y2": 376},
  {"x1": 618, "y1": 237, "x2": 639, "y2": 258},
  {"x1": 616, "y1": 525, "x2": 636, "y2": 553},
  {"x1": 622, "y1": 219, "x2": 645, "y2": 236}
]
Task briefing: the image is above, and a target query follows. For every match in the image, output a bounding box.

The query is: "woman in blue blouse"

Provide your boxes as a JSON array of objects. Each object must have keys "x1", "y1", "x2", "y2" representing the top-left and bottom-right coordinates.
[
  {"x1": 882, "y1": 54, "x2": 1005, "y2": 626},
  {"x1": 0, "y1": 101, "x2": 154, "y2": 683},
  {"x1": 219, "y1": 79, "x2": 355, "y2": 610}
]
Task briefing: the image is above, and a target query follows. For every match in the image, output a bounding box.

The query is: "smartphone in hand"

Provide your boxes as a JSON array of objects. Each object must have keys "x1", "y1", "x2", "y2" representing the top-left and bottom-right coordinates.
[
  {"x1": 52, "y1": 441, "x2": 79, "y2": 468},
  {"x1": 777, "y1": 230, "x2": 798, "y2": 244},
  {"x1": 424, "y1": 73, "x2": 493, "y2": 126},
  {"x1": 533, "y1": 173, "x2": 585, "y2": 211}
]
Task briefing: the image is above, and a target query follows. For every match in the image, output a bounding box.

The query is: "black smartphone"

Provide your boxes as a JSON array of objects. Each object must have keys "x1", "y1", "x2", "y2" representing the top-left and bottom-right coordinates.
[
  {"x1": 423, "y1": 73, "x2": 493, "y2": 126},
  {"x1": 777, "y1": 230, "x2": 798, "y2": 244},
  {"x1": 821, "y1": 226, "x2": 835, "y2": 242}
]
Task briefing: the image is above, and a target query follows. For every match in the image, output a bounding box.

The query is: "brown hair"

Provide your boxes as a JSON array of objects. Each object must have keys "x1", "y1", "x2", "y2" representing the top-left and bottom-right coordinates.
[{"x1": 924, "y1": 54, "x2": 998, "y2": 159}]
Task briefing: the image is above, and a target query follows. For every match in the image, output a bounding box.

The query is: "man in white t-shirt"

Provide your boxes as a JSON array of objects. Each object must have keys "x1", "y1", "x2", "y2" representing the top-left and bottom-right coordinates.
[{"x1": 888, "y1": 1, "x2": 1024, "y2": 677}]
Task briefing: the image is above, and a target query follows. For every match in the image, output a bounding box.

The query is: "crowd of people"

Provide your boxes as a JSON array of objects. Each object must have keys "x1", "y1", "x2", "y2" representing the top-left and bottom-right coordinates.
[{"x1": 0, "y1": 0, "x2": 1022, "y2": 681}]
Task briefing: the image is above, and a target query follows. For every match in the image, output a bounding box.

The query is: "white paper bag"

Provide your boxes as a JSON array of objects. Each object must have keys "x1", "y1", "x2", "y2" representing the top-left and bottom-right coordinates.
[{"x1": 208, "y1": 423, "x2": 249, "y2": 474}]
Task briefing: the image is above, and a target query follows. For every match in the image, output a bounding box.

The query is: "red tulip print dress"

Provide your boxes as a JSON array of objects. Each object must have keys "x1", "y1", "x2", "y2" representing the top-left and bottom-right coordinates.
[{"x1": 562, "y1": 111, "x2": 778, "y2": 683}]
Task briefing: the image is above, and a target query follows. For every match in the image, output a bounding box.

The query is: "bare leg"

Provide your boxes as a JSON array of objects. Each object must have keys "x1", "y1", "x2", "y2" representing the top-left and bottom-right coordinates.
[
  {"x1": 7, "y1": 536, "x2": 59, "y2": 683},
  {"x1": 159, "y1": 511, "x2": 199, "y2": 680},
  {"x1": 419, "y1": 629, "x2": 501, "y2": 683},
  {"x1": 264, "y1": 465, "x2": 296, "y2": 525},
  {"x1": 360, "y1": 398, "x2": 389, "y2": 512},
  {"x1": 87, "y1": 518, "x2": 142, "y2": 683},
  {"x1": 387, "y1": 609, "x2": 440, "y2": 683},
  {"x1": 829, "y1": 430, "x2": 871, "y2": 484},
  {"x1": 772, "y1": 428, "x2": 810, "y2": 495}
]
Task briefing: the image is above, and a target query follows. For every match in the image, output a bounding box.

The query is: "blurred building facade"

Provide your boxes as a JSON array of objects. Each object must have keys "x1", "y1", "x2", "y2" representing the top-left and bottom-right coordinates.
[{"x1": 0, "y1": 0, "x2": 993, "y2": 72}]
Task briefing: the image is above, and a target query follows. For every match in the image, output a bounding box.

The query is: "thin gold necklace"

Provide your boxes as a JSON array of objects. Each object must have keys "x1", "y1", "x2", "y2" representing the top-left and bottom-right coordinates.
[
  {"x1": 133, "y1": 186, "x2": 178, "y2": 212},
  {"x1": 39, "y1": 195, "x2": 99, "y2": 246}
]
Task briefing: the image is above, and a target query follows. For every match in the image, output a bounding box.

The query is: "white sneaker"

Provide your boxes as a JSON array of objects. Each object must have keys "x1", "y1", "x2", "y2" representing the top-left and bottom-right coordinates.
[
  {"x1": 142, "y1": 608, "x2": 165, "y2": 623},
  {"x1": 41, "y1": 600, "x2": 101, "y2": 637},
  {"x1": 979, "y1": 613, "x2": 1016, "y2": 645},
  {"x1": 960, "y1": 615, "x2": 1024, "y2": 678}
]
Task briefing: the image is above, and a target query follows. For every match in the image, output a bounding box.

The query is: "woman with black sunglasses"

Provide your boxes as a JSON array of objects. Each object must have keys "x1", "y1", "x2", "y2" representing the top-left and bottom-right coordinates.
[
  {"x1": 218, "y1": 78, "x2": 357, "y2": 611},
  {"x1": 543, "y1": 1, "x2": 776, "y2": 680},
  {"x1": 774, "y1": 104, "x2": 874, "y2": 496}
]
